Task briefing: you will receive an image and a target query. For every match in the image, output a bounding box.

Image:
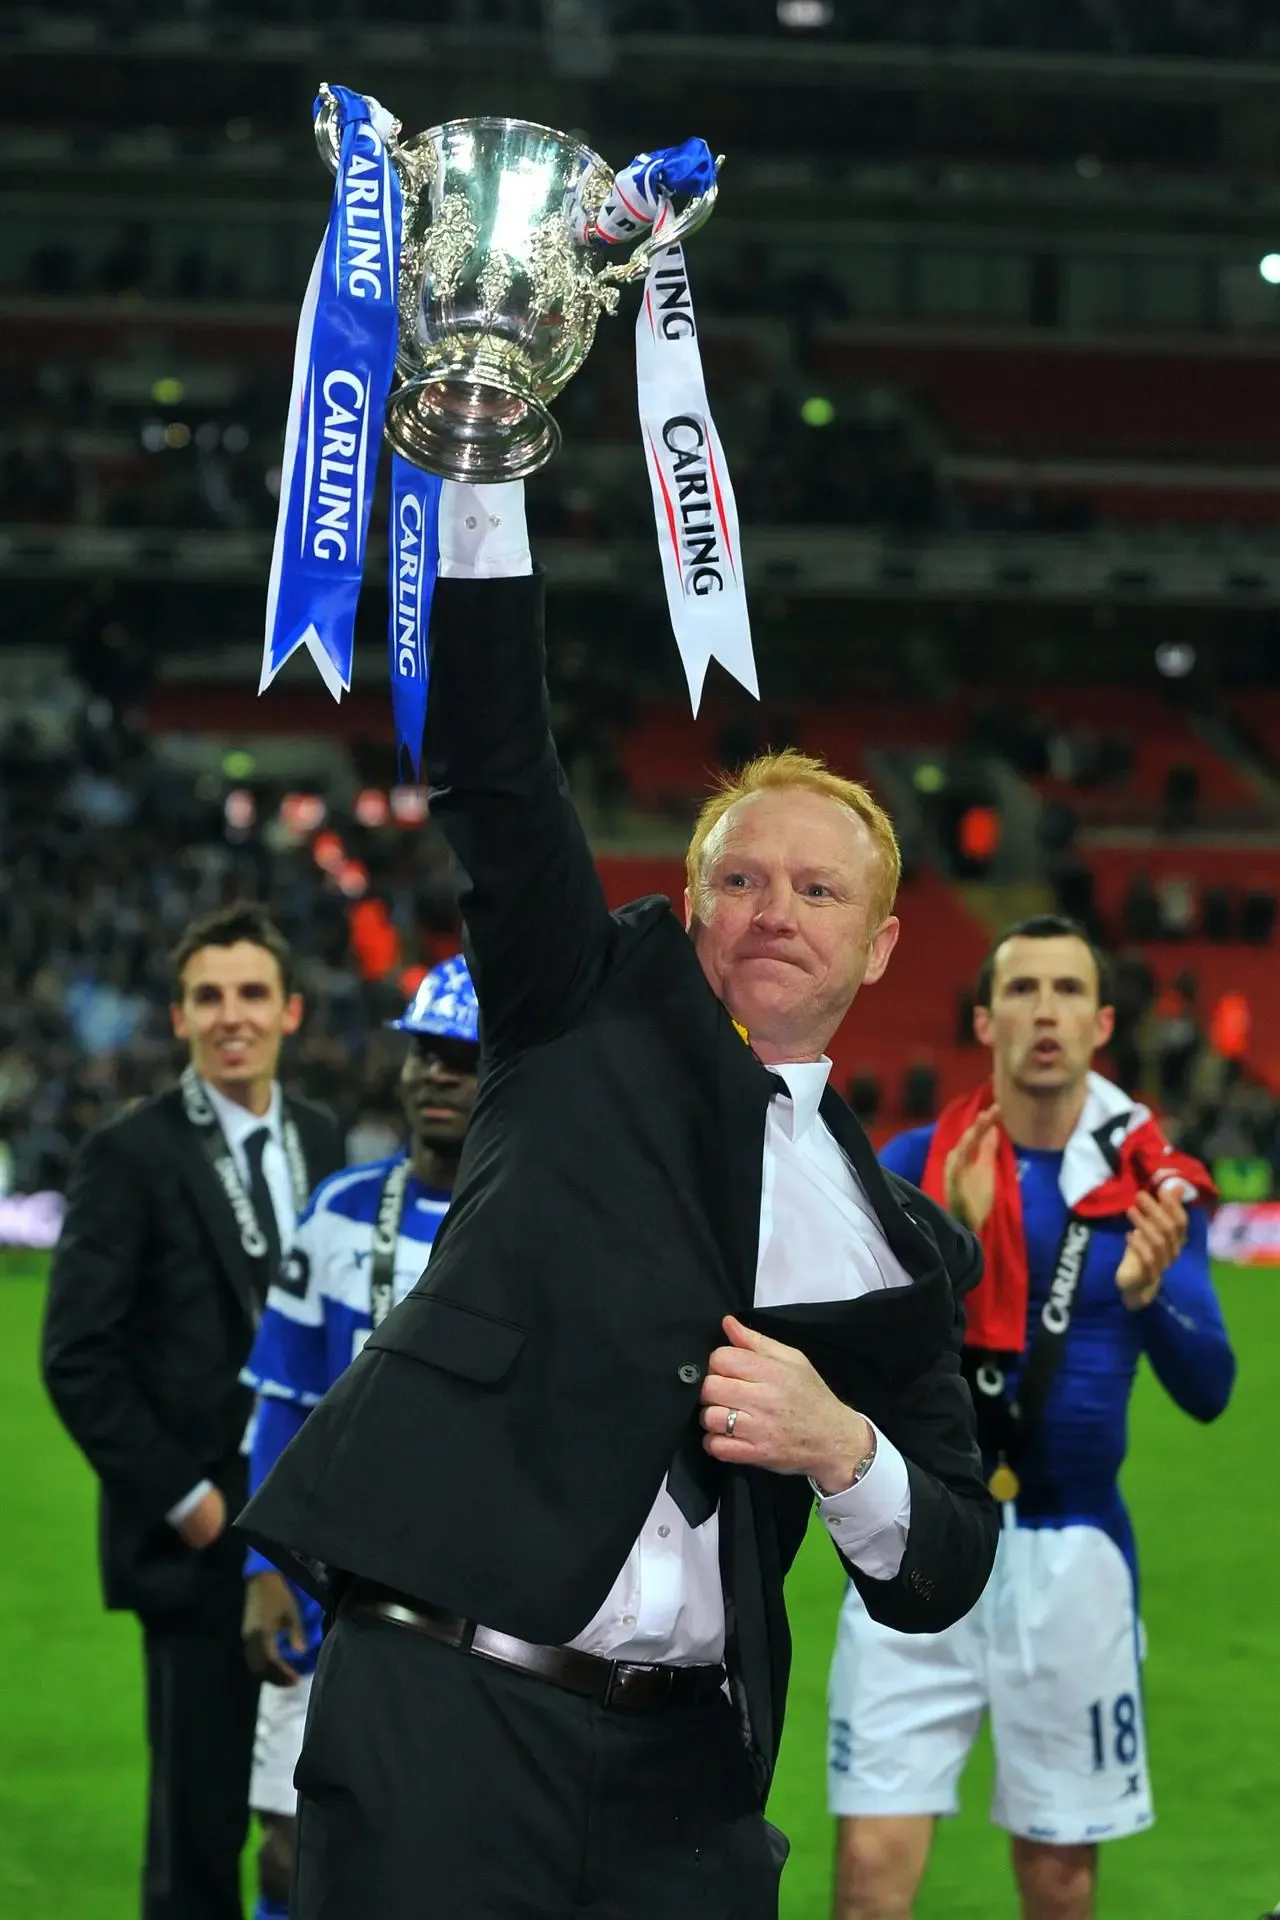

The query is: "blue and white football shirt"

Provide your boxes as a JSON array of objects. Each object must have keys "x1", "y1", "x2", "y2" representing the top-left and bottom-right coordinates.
[
  {"x1": 880, "y1": 1126, "x2": 1235, "y2": 1585},
  {"x1": 241, "y1": 1155, "x2": 452, "y2": 1664}
]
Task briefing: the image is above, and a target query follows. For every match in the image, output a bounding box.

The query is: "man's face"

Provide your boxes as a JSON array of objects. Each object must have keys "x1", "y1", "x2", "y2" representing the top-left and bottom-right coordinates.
[
  {"x1": 399, "y1": 1034, "x2": 480, "y2": 1152},
  {"x1": 975, "y1": 934, "x2": 1114, "y2": 1095},
  {"x1": 685, "y1": 787, "x2": 899, "y2": 1058},
  {"x1": 171, "y1": 941, "x2": 302, "y2": 1094}
]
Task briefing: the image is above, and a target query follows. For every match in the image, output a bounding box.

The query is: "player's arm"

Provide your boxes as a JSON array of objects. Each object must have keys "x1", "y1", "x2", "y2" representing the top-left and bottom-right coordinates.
[
  {"x1": 241, "y1": 1210, "x2": 329, "y2": 1684},
  {"x1": 876, "y1": 1126, "x2": 935, "y2": 1187},
  {"x1": 1138, "y1": 1210, "x2": 1236, "y2": 1422},
  {"x1": 425, "y1": 481, "x2": 613, "y2": 1057},
  {"x1": 42, "y1": 1123, "x2": 209, "y2": 1530}
]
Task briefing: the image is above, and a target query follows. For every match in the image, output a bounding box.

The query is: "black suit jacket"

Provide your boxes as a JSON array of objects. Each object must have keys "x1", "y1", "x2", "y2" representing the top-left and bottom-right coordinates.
[
  {"x1": 43, "y1": 1085, "x2": 341, "y2": 1616},
  {"x1": 239, "y1": 573, "x2": 998, "y2": 1791}
]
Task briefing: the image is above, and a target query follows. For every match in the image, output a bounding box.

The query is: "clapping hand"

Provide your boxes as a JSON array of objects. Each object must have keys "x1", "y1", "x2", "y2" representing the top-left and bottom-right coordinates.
[
  {"x1": 1116, "y1": 1187, "x2": 1187, "y2": 1310},
  {"x1": 943, "y1": 1103, "x2": 1002, "y2": 1233}
]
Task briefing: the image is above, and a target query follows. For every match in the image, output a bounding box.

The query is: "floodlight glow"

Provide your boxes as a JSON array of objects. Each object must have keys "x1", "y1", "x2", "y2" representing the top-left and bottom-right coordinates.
[
  {"x1": 778, "y1": 0, "x2": 832, "y2": 23},
  {"x1": 1259, "y1": 254, "x2": 1280, "y2": 284}
]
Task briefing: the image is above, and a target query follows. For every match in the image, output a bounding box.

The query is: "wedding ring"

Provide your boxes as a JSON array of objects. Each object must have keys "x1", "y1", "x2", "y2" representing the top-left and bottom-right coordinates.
[{"x1": 725, "y1": 1407, "x2": 739, "y2": 1436}]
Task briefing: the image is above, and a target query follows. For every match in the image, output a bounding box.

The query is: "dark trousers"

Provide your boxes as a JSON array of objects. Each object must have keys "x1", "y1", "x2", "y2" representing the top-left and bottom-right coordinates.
[
  {"x1": 140, "y1": 1565, "x2": 260, "y2": 1920},
  {"x1": 293, "y1": 1610, "x2": 784, "y2": 1919}
]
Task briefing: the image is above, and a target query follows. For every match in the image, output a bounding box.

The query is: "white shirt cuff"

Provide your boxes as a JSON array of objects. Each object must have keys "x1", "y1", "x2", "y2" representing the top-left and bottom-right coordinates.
[
  {"x1": 165, "y1": 1479, "x2": 215, "y2": 1529},
  {"x1": 813, "y1": 1425, "x2": 912, "y2": 1582},
  {"x1": 437, "y1": 480, "x2": 532, "y2": 579}
]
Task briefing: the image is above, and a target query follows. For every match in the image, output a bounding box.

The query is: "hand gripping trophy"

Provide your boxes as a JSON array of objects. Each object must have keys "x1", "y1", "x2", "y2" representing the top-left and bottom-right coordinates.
[{"x1": 261, "y1": 85, "x2": 756, "y2": 773}]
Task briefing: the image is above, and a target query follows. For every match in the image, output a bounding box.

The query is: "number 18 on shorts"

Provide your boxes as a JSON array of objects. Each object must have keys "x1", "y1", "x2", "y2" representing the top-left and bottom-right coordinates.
[{"x1": 827, "y1": 1524, "x2": 1153, "y2": 1846}]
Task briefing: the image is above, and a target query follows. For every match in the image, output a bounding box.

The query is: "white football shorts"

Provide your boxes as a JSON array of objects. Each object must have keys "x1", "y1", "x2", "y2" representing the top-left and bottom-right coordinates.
[
  {"x1": 827, "y1": 1521, "x2": 1152, "y2": 1845},
  {"x1": 250, "y1": 1671, "x2": 314, "y2": 1817}
]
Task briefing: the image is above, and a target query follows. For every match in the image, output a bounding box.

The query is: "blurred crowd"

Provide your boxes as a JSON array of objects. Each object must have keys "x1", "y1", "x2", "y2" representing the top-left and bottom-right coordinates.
[
  {"x1": 24, "y1": 0, "x2": 1280, "y2": 59},
  {"x1": 0, "y1": 709, "x2": 461, "y2": 1199},
  {"x1": 3, "y1": 673, "x2": 1276, "y2": 1202},
  {"x1": 5, "y1": 224, "x2": 1089, "y2": 545}
]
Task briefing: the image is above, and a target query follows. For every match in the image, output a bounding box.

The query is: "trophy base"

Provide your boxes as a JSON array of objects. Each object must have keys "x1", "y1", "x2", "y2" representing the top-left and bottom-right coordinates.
[{"x1": 386, "y1": 368, "x2": 561, "y2": 484}]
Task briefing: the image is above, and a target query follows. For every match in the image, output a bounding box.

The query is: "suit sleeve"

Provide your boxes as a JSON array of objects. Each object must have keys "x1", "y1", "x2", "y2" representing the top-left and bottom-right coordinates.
[
  {"x1": 244, "y1": 1395, "x2": 311, "y2": 1579},
  {"x1": 42, "y1": 1123, "x2": 205, "y2": 1524},
  {"x1": 425, "y1": 573, "x2": 613, "y2": 1054},
  {"x1": 840, "y1": 1287, "x2": 998, "y2": 1633}
]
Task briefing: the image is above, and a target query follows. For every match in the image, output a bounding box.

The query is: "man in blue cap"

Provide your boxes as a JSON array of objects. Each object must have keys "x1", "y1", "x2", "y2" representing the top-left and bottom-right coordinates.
[{"x1": 237, "y1": 956, "x2": 479, "y2": 1920}]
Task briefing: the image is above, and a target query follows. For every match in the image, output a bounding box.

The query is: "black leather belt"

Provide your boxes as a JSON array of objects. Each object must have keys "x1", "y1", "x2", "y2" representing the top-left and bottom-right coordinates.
[{"x1": 341, "y1": 1580, "x2": 726, "y2": 1712}]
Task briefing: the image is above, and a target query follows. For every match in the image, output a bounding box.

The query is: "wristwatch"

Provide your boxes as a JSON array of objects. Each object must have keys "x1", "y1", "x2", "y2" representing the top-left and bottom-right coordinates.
[
  {"x1": 812, "y1": 1426, "x2": 877, "y2": 1499},
  {"x1": 846, "y1": 1427, "x2": 878, "y2": 1487}
]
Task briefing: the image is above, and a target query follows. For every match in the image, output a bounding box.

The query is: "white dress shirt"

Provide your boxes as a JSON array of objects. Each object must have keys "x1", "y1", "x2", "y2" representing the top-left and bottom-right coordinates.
[
  {"x1": 202, "y1": 1078, "x2": 299, "y2": 1251},
  {"x1": 568, "y1": 1059, "x2": 914, "y2": 1665},
  {"x1": 439, "y1": 483, "x2": 915, "y2": 1663},
  {"x1": 166, "y1": 1078, "x2": 295, "y2": 1528}
]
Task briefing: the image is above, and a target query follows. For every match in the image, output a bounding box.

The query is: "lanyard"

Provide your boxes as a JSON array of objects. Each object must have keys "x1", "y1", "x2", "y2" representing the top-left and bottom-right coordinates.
[
  {"x1": 964, "y1": 1213, "x2": 1094, "y2": 1502},
  {"x1": 179, "y1": 1065, "x2": 309, "y2": 1268},
  {"x1": 369, "y1": 1157, "x2": 413, "y2": 1331}
]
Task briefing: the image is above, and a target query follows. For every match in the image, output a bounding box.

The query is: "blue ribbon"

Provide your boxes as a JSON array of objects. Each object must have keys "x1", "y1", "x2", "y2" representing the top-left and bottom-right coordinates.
[
  {"x1": 388, "y1": 457, "x2": 442, "y2": 779},
  {"x1": 261, "y1": 86, "x2": 402, "y2": 703},
  {"x1": 638, "y1": 138, "x2": 716, "y2": 201}
]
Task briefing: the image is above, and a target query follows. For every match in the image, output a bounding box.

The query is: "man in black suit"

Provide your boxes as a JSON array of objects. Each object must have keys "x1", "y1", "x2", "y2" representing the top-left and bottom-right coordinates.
[
  {"x1": 240, "y1": 482, "x2": 999, "y2": 1920},
  {"x1": 43, "y1": 902, "x2": 342, "y2": 1920}
]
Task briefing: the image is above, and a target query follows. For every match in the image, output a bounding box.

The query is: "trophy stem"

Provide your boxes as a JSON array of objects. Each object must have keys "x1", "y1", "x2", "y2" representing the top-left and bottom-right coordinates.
[{"x1": 386, "y1": 365, "x2": 562, "y2": 484}]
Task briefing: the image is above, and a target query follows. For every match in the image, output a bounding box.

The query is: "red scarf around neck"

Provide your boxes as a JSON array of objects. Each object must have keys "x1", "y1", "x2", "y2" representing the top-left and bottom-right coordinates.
[{"x1": 920, "y1": 1077, "x2": 1215, "y2": 1352}]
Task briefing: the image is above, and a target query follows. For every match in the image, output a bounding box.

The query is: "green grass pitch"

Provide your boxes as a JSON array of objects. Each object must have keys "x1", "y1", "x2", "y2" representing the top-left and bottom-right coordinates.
[{"x1": 2, "y1": 1261, "x2": 1275, "y2": 1918}]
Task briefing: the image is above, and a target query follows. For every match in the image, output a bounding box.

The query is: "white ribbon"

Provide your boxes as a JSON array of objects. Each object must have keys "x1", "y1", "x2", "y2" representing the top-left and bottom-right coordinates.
[{"x1": 634, "y1": 208, "x2": 758, "y2": 714}]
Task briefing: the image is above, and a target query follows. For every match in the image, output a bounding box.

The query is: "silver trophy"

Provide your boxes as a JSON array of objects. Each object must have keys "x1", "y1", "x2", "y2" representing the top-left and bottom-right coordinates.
[{"x1": 314, "y1": 91, "x2": 719, "y2": 483}]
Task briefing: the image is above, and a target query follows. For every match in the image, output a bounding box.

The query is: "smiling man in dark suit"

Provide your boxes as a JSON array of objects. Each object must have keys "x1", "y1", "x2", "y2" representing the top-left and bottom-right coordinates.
[
  {"x1": 240, "y1": 479, "x2": 999, "y2": 1920},
  {"x1": 43, "y1": 902, "x2": 342, "y2": 1920}
]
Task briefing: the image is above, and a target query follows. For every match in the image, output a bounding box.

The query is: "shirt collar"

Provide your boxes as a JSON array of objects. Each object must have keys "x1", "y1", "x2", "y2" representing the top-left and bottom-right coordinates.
[
  {"x1": 768, "y1": 1058, "x2": 833, "y2": 1141},
  {"x1": 201, "y1": 1077, "x2": 283, "y2": 1151}
]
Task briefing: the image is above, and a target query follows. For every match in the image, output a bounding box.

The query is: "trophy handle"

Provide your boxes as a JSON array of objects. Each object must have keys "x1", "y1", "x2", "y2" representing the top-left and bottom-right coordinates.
[
  {"x1": 313, "y1": 82, "x2": 404, "y2": 174},
  {"x1": 595, "y1": 158, "x2": 723, "y2": 287}
]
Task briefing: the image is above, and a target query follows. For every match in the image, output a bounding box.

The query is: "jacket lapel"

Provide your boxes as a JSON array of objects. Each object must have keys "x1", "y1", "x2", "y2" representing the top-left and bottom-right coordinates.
[
  {"x1": 739, "y1": 1089, "x2": 957, "y2": 1382},
  {"x1": 709, "y1": 1024, "x2": 959, "y2": 1370},
  {"x1": 818, "y1": 1088, "x2": 941, "y2": 1274},
  {"x1": 712, "y1": 1011, "x2": 778, "y2": 1308},
  {"x1": 164, "y1": 1088, "x2": 262, "y2": 1328}
]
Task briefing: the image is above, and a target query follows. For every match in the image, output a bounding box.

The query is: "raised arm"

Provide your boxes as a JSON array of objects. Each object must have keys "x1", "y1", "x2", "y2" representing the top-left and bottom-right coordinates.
[
  {"x1": 43, "y1": 1122, "x2": 205, "y2": 1524},
  {"x1": 425, "y1": 482, "x2": 613, "y2": 1055}
]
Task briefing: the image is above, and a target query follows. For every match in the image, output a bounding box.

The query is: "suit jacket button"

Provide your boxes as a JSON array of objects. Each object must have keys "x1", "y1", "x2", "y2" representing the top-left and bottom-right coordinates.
[{"x1": 678, "y1": 1364, "x2": 702, "y2": 1385}]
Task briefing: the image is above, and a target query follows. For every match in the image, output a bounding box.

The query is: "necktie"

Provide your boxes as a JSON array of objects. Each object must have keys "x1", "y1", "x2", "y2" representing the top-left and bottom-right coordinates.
[
  {"x1": 244, "y1": 1126, "x2": 282, "y2": 1301},
  {"x1": 666, "y1": 1423, "x2": 721, "y2": 1529}
]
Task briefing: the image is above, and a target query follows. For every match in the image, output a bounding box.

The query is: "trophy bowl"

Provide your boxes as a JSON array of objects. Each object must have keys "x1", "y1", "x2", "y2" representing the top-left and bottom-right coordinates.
[{"x1": 315, "y1": 97, "x2": 718, "y2": 483}]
